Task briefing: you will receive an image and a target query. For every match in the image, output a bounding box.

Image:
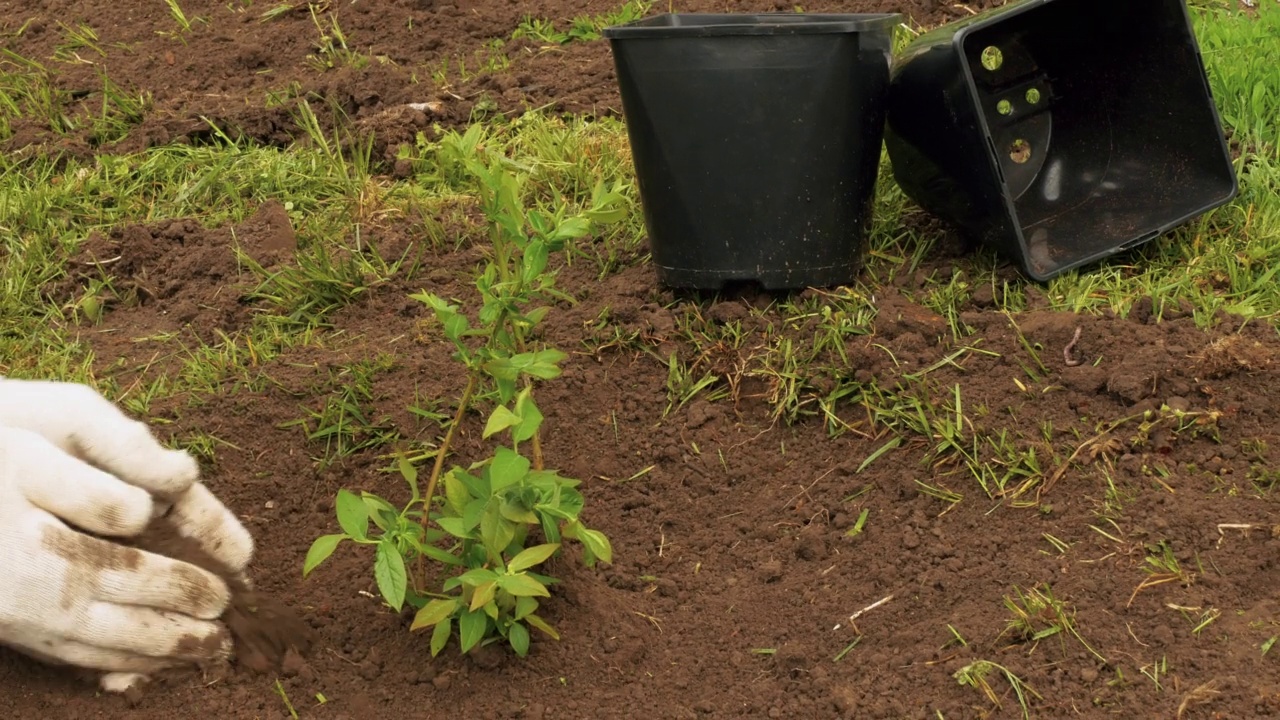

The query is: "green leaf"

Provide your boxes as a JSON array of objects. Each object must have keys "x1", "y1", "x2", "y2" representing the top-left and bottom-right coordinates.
[
  {"x1": 508, "y1": 621, "x2": 530, "y2": 657},
  {"x1": 521, "y1": 306, "x2": 550, "y2": 328},
  {"x1": 302, "y1": 534, "x2": 346, "y2": 576},
  {"x1": 481, "y1": 501, "x2": 516, "y2": 560},
  {"x1": 436, "y1": 516, "x2": 474, "y2": 539},
  {"x1": 532, "y1": 348, "x2": 569, "y2": 369},
  {"x1": 528, "y1": 469, "x2": 581, "y2": 490},
  {"x1": 335, "y1": 489, "x2": 369, "y2": 540},
  {"x1": 458, "y1": 568, "x2": 501, "y2": 586},
  {"x1": 399, "y1": 456, "x2": 420, "y2": 503},
  {"x1": 578, "y1": 528, "x2": 614, "y2": 566},
  {"x1": 526, "y1": 209, "x2": 550, "y2": 236},
  {"x1": 550, "y1": 215, "x2": 591, "y2": 242},
  {"x1": 498, "y1": 572, "x2": 551, "y2": 598},
  {"x1": 462, "y1": 497, "x2": 487, "y2": 531},
  {"x1": 459, "y1": 609, "x2": 487, "y2": 654},
  {"x1": 374, "y1": 541, "x2": 408, "y2": 611},
  {"x1": 362, "y1": 494, "x2": 399, "y2": 532},
  {"x1": 483, "y1": 405, "x2": 522, "y2": 439},
  {"x1": 491, "y1": 350, "x2": 566, "y2": 382},
  {"x1": 431, "y1": 617, "x2": 452, "y2": 656},
  {"x1": 522, "y1": 241, "x2": 550, "y2": 284},
  {"x1": 482, "y1": 356, "x2": 518, "y2": 381},
  {"x1": 455, "y1": 469, "x2": 489, "y2": 499},
  {"x1": 508, "y1": 543, "x2": 561, "y2": 573},
  {"x1": 559, "y1": 487, "x2": 586, "y2": 516},
  {"x1": 524, "y1": 613, "x2": 560, "y2": 640},
  {"x1": 500, "y1": 498, "x2": 539, "y2": 524},
  {"x1": 540, "y1": 512, "x2": 562, "y2": 544},
  {"x1": 514, "y1": 596, "x2": 538, "y2": 620},
  {"x1": 495, "y1": 376, "x2": 518, "y2": 404},
  {"x1": 444, "y1": 471, "x2": 472, "y2": 515},
  {"x1": 512, "y1": 390, "x2": 543, "y2": 442},
  {"x1": 470, "y1": 580, "x2": 498, "y2": 612},
  {"x1": 490, "y1": 447, "x2": 530, "y2": 492},
  {"x1": 410, "y1": 598, "x2": 459, "y2": 631},
  {"x1": 420, "y1": 544, "x2": 465, "y2": 566},
  {"x1": 415, "y1": 293, "x2": 470, "y2": 342}
]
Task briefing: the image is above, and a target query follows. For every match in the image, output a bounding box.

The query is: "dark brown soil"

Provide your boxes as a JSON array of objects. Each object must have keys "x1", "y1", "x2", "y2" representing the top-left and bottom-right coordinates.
[{"x1": 3, "y1": 1, "x2": 1279, "y2": 720}]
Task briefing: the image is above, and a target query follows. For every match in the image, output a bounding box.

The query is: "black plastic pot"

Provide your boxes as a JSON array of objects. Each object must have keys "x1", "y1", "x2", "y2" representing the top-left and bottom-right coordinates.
[
  {"x1": 602, "y1": 13, "x2": 900, "y2": 291},
  {"x1": 884, "y1": 0, "x2": 1238, "y2": 281}
]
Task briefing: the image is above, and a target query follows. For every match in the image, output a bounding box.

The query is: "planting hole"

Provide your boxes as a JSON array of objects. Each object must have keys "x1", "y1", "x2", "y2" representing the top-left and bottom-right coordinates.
[
  {"x1": 997, "y1": 99, "x2": 1013, "y2": 115},
  {"x1": 1010, "y1": 139, "x2": 1032, "y2": 164},
  {"x1": 980, "y1": 46, "x2": 1003, "y2": 71},
  {"x1": 1026, "y1": 87, "x2": 1041, "y2": 104}
]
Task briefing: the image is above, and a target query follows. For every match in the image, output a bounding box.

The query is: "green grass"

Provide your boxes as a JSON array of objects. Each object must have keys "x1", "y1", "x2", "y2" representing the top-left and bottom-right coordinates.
[{"x1": 0, "y1": 4, "x2": 1272, "y2": 458}]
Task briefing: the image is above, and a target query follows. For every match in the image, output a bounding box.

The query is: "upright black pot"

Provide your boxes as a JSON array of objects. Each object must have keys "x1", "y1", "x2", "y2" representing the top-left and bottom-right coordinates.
[
  {"x1": 884, "y1": 0, "x2": 1238, "y2": 281},
  {"x1": 602, "y1": 13, "x2": 900, "y2": 291}
]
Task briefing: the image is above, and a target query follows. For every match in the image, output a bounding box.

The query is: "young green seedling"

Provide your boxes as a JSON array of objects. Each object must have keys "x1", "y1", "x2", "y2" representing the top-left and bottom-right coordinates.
[{"x1": 304, "y1": 126, "x2": 626, "y2": 659}]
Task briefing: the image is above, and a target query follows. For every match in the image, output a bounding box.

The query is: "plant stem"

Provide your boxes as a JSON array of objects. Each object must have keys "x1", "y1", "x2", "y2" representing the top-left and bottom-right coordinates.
[{"x1": 415, "y1": 372, "x2": 479, "y2": 586}]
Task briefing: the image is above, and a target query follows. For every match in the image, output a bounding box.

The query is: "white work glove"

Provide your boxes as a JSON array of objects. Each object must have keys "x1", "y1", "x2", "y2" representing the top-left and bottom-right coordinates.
[{"x1": 0, "y1": 377, "x2": 255, "y2": 693}]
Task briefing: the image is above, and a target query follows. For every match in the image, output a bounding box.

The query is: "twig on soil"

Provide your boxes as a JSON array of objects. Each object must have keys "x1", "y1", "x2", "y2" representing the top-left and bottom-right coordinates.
[
  {"x1": 1039, "y1": 412, "x2": 1144, "y2": 500},
  {"x1": 73, "y1": 254, "x2": 122, "y2": 266},
  {"x1": 1126, "y1": 622, "x2": 1150, "y2": 648},
  {"x1": 1216, "y1": 523, "x2": 1260, "y2": 547},
  {"x1": 1176, "y1": 679, "x2": 1223, "y2": 719},
  {"x1": 1127, "y1": 574, "x2": 1182, "y2": 607},
  {"x1": 834, "y1": 593, "x2": 895, "y2": 633},
  {"x1": 632, "y1": 611, "x2": 663, "y2": 632},
  {"x1": 781, "y1": 466, "x2": 837, "y2": 510},
  {"x1": 1063, "y1": 326, "x2": 1084, "y2": 366}
]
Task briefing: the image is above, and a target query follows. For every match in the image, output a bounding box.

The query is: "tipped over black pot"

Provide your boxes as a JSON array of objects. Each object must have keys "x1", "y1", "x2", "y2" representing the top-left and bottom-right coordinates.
[{"x1": 884, "y1": 0, "x2": 1238, "y2": 281}]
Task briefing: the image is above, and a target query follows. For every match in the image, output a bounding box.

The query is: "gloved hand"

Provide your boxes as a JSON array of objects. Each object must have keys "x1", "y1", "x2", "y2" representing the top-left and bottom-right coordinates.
[{"x1": 0, "y1": 377, "x2": 255, "y2": 693}]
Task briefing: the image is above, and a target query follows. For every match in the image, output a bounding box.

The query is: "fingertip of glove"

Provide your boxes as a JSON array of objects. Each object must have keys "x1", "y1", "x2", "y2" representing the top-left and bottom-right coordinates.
[
  {"x1": 172, "y1": 483, "x2": 256, "y2": 575},
  {"x1": 100, "y1": 671, "x2": 149, "y2": 695}
]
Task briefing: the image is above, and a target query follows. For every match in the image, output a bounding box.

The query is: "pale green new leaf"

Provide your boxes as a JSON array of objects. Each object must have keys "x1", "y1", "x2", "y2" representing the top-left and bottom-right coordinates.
[
  {"x1": 469, "y1": 580, "x2": 498, "y2": 612},
  {"x1": 512, "y1": 390, "x2": 543, "y2": 442},
  {"x1": 498, "y1": 572, "x2": 551, "y2": 598},
  {"x1": 431, "y1": 618, "x2": 452, "y2": 656},
  {"x1": 480, "y1": 501, "x2": 516, "y2": 560},
  {"x1": 507, "y1": 543, "x2": 561, "y2": 573},
  {"x1": 489, "y1": 447, "x2": 530, "y2": 491},
  {"x1": 524, "y1": 613, "x2": 560, "y2": 640},
  {"x1": 579, "y1": 527, "x2": 614, "y2": 566},
  {"x1": 410, "y1": 598, "x2": 458, "y2": 631},
  {"x1": 374, "y1": 541, "x2": 407, "y2": 611},
  {"x1": 302, "y1": 534, "x2": 345, "y2": 577},
  {"x1": 436, "y1": 516, "x2": 474, "y2": 539},
  {"x1": 444, "y1": 471, "x2": 472, "y2": 516},
  {"x1": 335, "y1": 489, "x2": 369, "y2": 540},
  {"x1": 483, "y1": 405, "x2": 521, "y2": 439}
]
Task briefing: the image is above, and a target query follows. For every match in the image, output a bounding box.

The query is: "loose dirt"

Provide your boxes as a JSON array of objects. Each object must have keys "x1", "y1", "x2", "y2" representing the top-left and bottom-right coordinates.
[
  {"x1": 2, "y1": 1, "x2": 1278, "y2": 719},
  {"x1": 124, "y1": 512, "x2": 315, "y2": 686}
]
